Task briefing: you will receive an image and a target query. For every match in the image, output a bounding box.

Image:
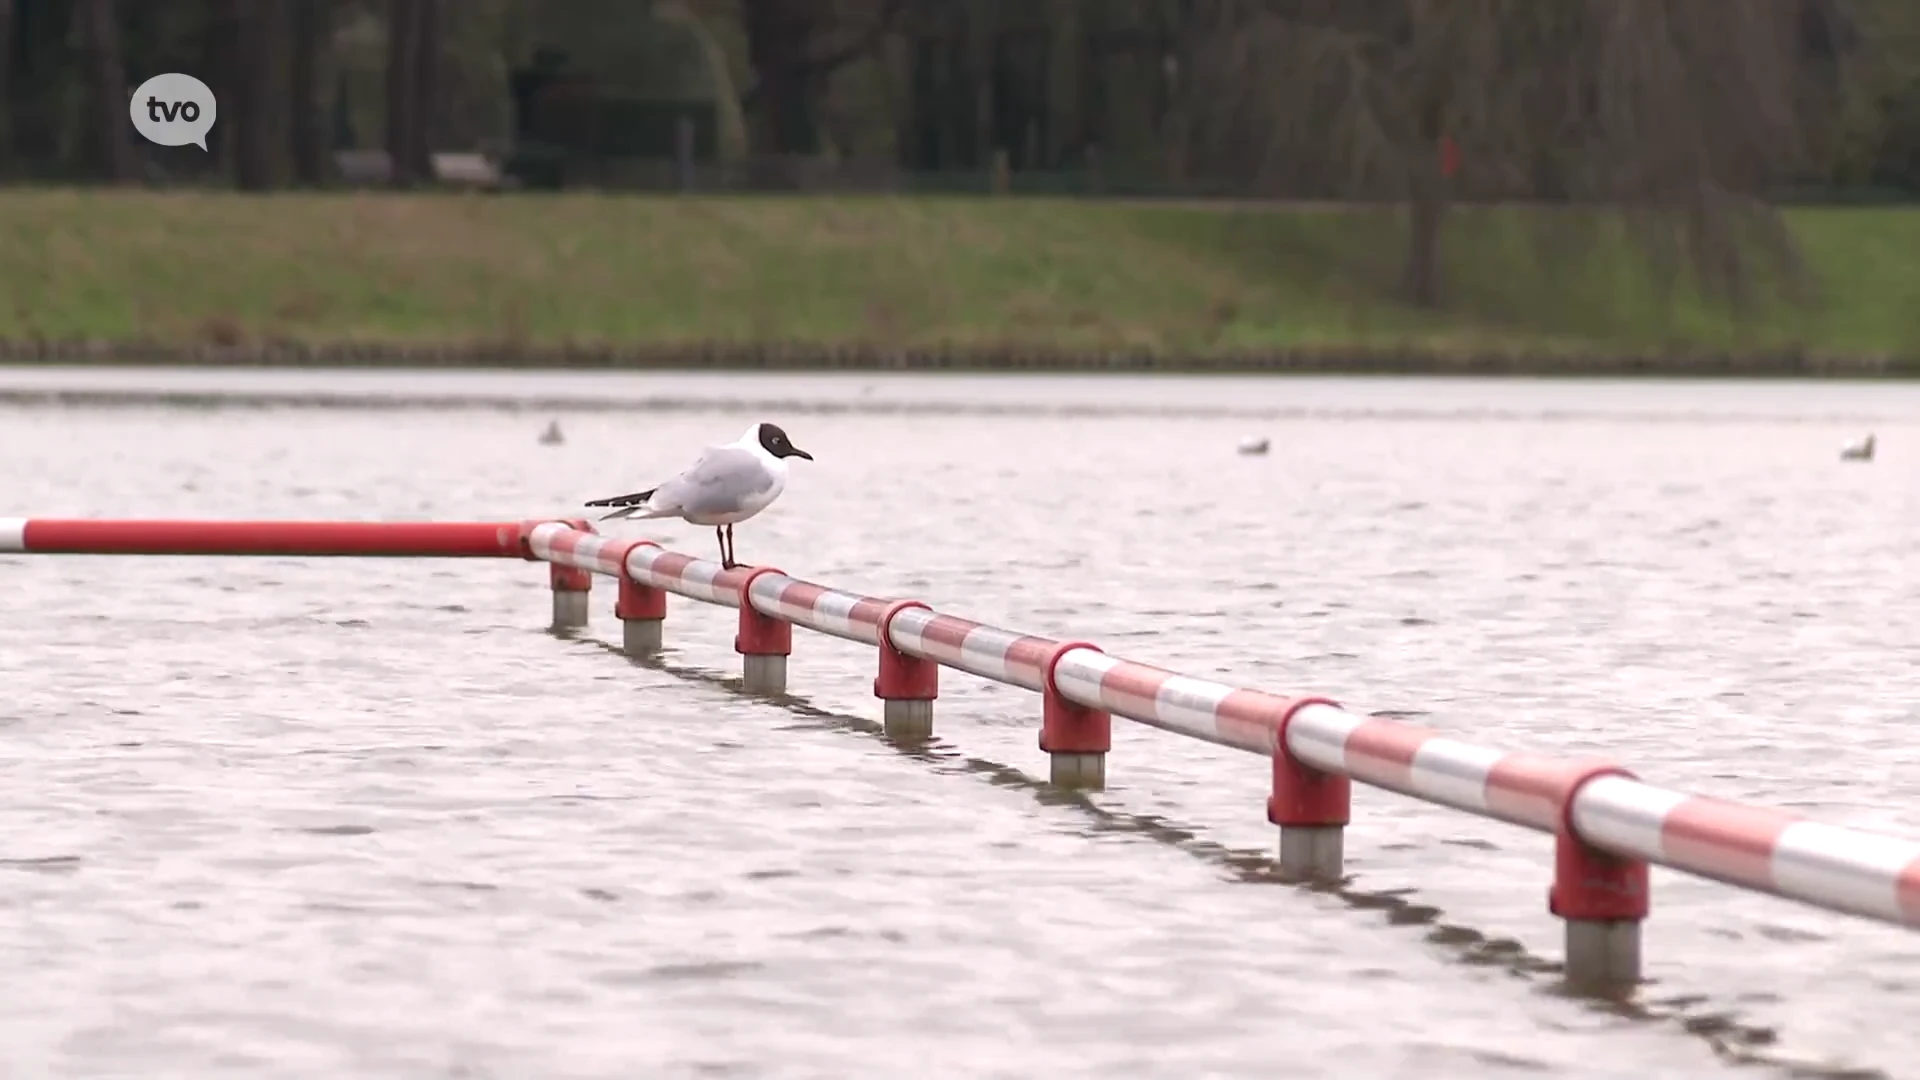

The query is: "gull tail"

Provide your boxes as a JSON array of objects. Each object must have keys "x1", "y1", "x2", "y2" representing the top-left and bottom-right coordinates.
[{"x1": 585, "y1": 487, "x2": 657, "y2": 521}]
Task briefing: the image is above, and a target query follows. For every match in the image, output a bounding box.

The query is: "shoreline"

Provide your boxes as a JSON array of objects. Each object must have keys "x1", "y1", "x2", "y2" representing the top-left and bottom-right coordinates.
[{"x1": 0, "y1": 339, "x2": 1909, "y2": 379}]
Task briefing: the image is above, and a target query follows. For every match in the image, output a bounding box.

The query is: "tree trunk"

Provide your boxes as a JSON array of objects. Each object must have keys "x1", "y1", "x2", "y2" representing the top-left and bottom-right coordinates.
[
  {"x1": 230, "y1": 0, "x2": 278, "y2": 191},
  {"x1": 77, "y1": 0, "x2": 138, "y2": 183},
  {"x1": 258, "y1": 0, "x2": 290, "y2": 186},
  {"x1": 411, "y1": 0, "x2": 438, "y2": 177},
  {"x1": 288, "y1": 0, "x2": 325, "y2": 184},
  {"x1": 0, "y1": 0, "x2": 14, "y2": 170},
  {"x1": 385, "y1": 0, "x2": 420, "y2": 186},
  {"x1": 200, "y1": 0, "x2": 237, "y2": 176},
  {"x1": 742, "y1": 0, "x2": 817, "y2": 158},
  {"x1": 1402, "y1": 180, "x2": 1446, "y2": 307}
]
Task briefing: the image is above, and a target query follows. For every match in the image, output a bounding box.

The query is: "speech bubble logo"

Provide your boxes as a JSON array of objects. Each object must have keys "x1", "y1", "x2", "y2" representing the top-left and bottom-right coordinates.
[{"x1": 129, "y1": 73, "x2": 217, "y2": 151}]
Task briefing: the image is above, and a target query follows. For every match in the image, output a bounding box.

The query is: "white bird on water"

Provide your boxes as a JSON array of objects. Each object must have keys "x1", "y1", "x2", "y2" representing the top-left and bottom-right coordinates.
[
  {"x1": 1237, "y1": 435, "x2": 1271, "y2": 456},
  {"x1": 584, "y1": 422, "x2": 814, "y2": 570},
  {"x1": 1840, "y1": 433, "x2": 1875, "y2": 462}
]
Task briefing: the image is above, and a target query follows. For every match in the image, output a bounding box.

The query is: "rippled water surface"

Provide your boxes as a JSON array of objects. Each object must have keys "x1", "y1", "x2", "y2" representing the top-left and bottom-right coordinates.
[{"x1": 2, "y1": 368, "x2": 1919, "y2": 1080}]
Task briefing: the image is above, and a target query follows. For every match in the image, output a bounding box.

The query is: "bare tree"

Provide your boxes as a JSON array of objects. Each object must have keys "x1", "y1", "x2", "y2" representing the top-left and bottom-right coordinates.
[
  {"x1": 289, "y1": 0, "x2": 330, "y2": 185},
  {"x1": 1175, "y1": 0, "x2": 1828, "y2": 310},
  {"x1": 0, "y1": 0, "x2": 14, "y2": 168},
  {"x1": 384, "y1": 0, "x2": 442, "y2": 182},
  {"x1": 736, "y1": 0, "x2": 907, "y2": 156},
  {"x1": 414, "y1": 0, "x2": 440, "y2": 171},
  {"x1": 226, "y1": 0, "x2": 286, "y2": 191},
  {"x1": 77, "y1": 0, "x2": 139, "y2": 183},
  {"x1": 386, "y1": 0, "x2": 423, "y2": 185}
]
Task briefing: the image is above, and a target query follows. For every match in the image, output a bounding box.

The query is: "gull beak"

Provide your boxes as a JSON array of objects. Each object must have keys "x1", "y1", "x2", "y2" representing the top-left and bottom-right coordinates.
[{"x1": 791, "y1": 447, "x2": 814, "y2": 461}]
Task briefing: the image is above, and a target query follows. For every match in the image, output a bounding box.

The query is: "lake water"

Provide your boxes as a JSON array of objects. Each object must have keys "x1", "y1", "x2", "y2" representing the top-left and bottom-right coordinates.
[{"x1": 1, "y1": 368, "x2": 1917, "y2": 1079}]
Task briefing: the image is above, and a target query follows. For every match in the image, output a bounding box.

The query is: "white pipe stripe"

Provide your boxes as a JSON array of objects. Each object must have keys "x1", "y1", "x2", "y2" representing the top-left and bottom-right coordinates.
[
  {"x1": 804, "y1": 589, "x2": 855, "y2": 633},
  {"x1": 678, "y1": 560, "x2": 732, "y2": 605},
  {"x1": 886, "y1": 606, "x2": 930, "y2": 654},
  {"x1": 953, "y1": 624, "x2": 1047, "y2": 690},
  {"x1": 1287, "y1": 703, "x2": 1360, "y2": 776},
  {"x1": 1053, "y1": 654, "x2": 1240, "y2": 750},
  {"x1": 1153, "y1": 674, "x2": 1267, "y2": 752},
  {"x1": 1098, "y1": 664, "x2": 1168, "y2": 714},
  {"x1": 1570, "y1": 777, "x2": 1689, "y2": 865},
  {"x1": 0, "y1": 517, "x2": 27, "y2": 552},
  {"x1": 973, "y1": 626, "x2": 1046, "y2": 689},
  {"x1": 624, "y1": 546, "x2": 738, "y2": 607},
  {"x1": 526, "y1": 521, "x2": 567, "y2": 561},
  {"x1": 1405, "y1": 738, "x2": 1503, "y2": 817},
  {"x1": 1053, "y1": 650, "x2": 1121, "y2": 711},
  {"x1": 885, "y1": 613, "x2": 1048, "y2": 691},
  {"x1": 744, "y1": 573, "x2": 793, "y2": 613},
  {"x1": 809, "y1": 590, "x2": 880, "y2": 643},
  {"x1": 954, "y1": 625, "x2": 1013, "y2": 683},
  {"x1": 887, "y1": 612, "x2": 996, "y2": 680},
  {"x1": 749, "y1": 578, "x2": 878, "y2": 645},
  {"x1": 1770, "y1": 822, "x2": 1920, "y2": 924},
  {"x1": 1151, "y1": 674, "x2": 1249, "y2": 747},
  {"x1": 559, "y1": 533, "x2": 623, "y2": 575},
  {"x1": 900, "y1": 622, "x2": 964, "y2": 663}
]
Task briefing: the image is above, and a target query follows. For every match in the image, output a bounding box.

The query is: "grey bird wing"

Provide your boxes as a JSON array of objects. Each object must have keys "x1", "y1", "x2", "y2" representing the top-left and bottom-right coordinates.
[{"x1": 649, "y1": 445, "x2": 774, "y2": 518}]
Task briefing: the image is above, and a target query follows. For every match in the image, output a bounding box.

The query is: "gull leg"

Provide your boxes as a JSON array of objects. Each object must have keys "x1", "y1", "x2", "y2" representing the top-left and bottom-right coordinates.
[
  {"x1": 716, "y1": 526, "x2": 734, "y2": 570},
  {"x1": 724, "y1": 524, "x2": 738, "y2": 569}
]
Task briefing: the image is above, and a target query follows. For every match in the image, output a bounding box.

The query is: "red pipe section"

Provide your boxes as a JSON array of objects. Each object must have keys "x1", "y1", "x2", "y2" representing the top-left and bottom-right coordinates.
[{"x1": 16, "y1": 519, "x2": 532, "y2": 558}]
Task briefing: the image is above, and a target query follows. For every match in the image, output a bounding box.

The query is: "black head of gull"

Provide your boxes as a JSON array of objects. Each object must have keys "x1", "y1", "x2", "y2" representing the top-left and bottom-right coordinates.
[{"x1": 756, "y1": 422, "x2": 814, "y2": 461}]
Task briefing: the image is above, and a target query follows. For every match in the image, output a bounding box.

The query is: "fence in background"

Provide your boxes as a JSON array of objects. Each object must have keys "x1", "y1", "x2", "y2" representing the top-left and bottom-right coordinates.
[{"x1": 9, "y1": 514, "x2": 1920, "y2": 990}]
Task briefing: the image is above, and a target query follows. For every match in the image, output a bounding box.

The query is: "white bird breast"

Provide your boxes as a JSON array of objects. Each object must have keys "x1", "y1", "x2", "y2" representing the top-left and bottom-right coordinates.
[{"x1": 682, "y1": 463, "x2": 788, "y2": 526}]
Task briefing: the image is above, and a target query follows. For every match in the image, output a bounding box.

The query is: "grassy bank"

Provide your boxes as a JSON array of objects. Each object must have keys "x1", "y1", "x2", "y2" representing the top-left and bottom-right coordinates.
[{"x1": 0, "y1": 190, "x2": 1916, "y2": 363}]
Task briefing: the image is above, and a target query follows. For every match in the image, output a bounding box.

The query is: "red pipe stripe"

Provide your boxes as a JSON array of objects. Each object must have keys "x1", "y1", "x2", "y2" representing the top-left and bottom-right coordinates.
[
  {"x1": 847, "y1": 597, "x2": 890, "y2": 627},
  {"x1": 1340, "y1": 719, "x2": 1436, "y2": 790},
  {"x1": 1098, "y1": 661, "x2": 1175, "y2": 716},
  {"x1": 774, "y1": 580, "x2": 829, "y2": 613},
  {"x1": 1898, "y1": 860, "x2": 1920, "y2": 923},
  {"x1": 1214, "y1": 688, "x2": 1292, "y2": 750},
  {"x1": 1661, "y1": 798, "x2": 1796, "y2": 889},
  {"x1": 917, "y1": 615, "x2": 983, "y2": 656},
  {"x1": 646, "y1": 551, "x2": 696, "y2": 582},
  {"x1": 20, "y1": 519, "x2": 527, "y2": 558},
  {"x1": 1483, "y1": 752, "x2": 1589, "y2": 831},
  {"x1": 1003, "y1": 635, "x2": 1059, "y2": 678}
]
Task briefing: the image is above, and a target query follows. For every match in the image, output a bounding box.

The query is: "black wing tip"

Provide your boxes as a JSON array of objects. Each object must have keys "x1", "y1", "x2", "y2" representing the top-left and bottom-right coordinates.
[{"x1": 584, "y1": 488, "x2": 655, "y2": 508}]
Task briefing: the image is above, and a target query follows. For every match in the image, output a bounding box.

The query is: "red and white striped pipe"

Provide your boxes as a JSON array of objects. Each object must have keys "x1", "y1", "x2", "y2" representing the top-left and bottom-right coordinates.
[
  {"x1": 527, "y1": 522, "x2": 1920, "y2": 929},
  {"x1": 1057, "y1": 656, "x2": 1920, "y2": 926},
  {"x1": 526, "y1": 521, "x2": 888, "y2": 645}
]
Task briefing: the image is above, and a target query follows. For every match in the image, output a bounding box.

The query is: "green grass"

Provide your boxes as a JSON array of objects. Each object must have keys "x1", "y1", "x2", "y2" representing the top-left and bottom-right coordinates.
[{"x1": 0, "y1": 190, "x2": 1916, "y2": 357}]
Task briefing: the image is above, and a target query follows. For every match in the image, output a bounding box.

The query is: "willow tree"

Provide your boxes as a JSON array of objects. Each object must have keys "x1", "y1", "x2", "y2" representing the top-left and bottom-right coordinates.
[{"x1": 1173, "y1": 0, "x2": 1840, "y2": 310}]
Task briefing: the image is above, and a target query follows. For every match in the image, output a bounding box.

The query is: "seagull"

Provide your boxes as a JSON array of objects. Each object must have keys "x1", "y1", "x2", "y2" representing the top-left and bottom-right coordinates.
[
  {"x1": 539, "y1": 420, "x2": 565, "y2": 446},
  {"x1": 1237, "y1": 436, "x2": 1271, "y2": 456},
  {"x1": 1840, "y1": 434, "x2": 1875, "y2": 462},
  {"x1": 584, "y1": 422, "x2": 813, "y2": 570}
]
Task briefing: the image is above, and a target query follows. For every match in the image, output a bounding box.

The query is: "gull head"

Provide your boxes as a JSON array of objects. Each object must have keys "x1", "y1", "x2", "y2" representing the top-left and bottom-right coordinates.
[{"x1": 749, "y1": 421, "x2": 813, "y2": 462}]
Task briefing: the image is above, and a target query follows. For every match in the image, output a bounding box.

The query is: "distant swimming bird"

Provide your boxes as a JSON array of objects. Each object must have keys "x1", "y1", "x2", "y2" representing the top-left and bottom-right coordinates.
[
  {"x1": 539, "y1": 420, "x2": 565, "y2": 446},
  {"x1": 1840, "y1": 434, "x2": 1876, "y2": 462},
  {"x1": 584, "y1": 422, "x2": 813, "y2": 570},
  {"x1": 1237, "y1": 436, "x2": 1271, "y2": 456}
]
